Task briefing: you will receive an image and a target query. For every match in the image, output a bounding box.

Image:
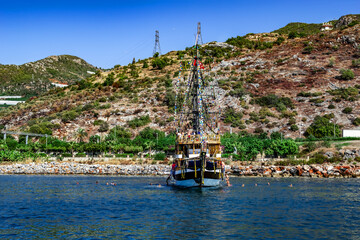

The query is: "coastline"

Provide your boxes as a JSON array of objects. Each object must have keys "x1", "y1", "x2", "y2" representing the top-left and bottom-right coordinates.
[{"x1": 1, "y1": 161, "x2": 360, "y2": 178}]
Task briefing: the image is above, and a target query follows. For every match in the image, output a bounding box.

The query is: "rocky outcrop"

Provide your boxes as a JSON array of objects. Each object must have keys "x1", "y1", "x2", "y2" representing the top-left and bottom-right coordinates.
[
  {"x1": 204, "y1": 42, "x2": 234, "y2": 49},
  {"x1": 229, "y1": 164, "x2": 360, "y2": 178},
  {"x1": 335, "y1": 14, "x2": 360, "y2": 28}
]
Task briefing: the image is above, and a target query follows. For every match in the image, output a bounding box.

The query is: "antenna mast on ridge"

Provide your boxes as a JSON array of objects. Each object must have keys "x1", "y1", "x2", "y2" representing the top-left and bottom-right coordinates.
[
  {"x1": 153, "y1": 30, "x2": 161, "y2": 56},
  {"x1": 195, "y1": 22, "x2": 203, "y2": 46}
]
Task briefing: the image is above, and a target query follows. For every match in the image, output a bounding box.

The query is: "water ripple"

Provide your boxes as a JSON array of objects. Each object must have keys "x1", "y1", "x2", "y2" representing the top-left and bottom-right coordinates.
[{"x1": 0, "y1": 175, "x2": 359, "y2": 239}]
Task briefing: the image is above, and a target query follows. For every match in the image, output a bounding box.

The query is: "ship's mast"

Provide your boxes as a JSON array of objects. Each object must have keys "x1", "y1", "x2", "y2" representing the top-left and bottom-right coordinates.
[{"x1": 191, "y1": 22, "x2": 203, "y2": 135}]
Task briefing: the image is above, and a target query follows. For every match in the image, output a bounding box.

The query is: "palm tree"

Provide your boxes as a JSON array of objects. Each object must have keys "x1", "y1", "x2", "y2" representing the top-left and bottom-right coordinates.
[
  {"x1": 144, "y1": 140, "x2": 155, "y2": 158},
  {"x1": 69, "y1": 141, "x2": 76, "y2": 157},
  {"x1": 76, "y1": 128, "x2": 88, "y2": 143}
]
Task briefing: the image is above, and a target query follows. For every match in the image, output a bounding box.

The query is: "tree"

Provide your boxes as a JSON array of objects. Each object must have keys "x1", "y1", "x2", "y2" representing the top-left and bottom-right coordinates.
[
  {"x1": 143, "y1": 140, "x2": 155, "y2": 157},
  {"x1": 76, "y1": 128, "x2": 88, "y2": 143},
  {"x1": 89, "y1": 135, "x2": 101, "y2": 143},
  {"x1": 270, "y1": 131, "x2": 282, "y2": 140},
  {"x1": 265, "y1": 139, "x2": 298, "y2": 157},
  {"x1": 305, "y1": 116, "x2": 340, "y2": 138}
]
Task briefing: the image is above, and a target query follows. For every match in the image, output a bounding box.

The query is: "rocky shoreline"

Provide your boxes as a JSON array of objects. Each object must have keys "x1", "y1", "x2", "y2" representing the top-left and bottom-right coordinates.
[
  {"x1": 230, "y1": 164, "x2": 360, "y2": 178},
  {"x1": 0, "y1": 162, "x2": 360, "y2": 178}
]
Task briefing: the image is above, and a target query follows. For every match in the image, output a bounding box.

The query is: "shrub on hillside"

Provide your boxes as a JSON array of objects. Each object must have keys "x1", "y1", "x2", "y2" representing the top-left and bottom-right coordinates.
[
  {"x1": 153, "y1": 152, "x2": 166, "y2": 161},
  {"x1": 274, "y1": 37, "x2": 285, "y2": 45},
  {"x1": 342, "y1": 107, "x2": 353, "y2": 114},
  {"x1": 225, "y1": 36, "x2": 273, "y2": 50},
  {"x1": 290, "y1": 124, "x2": 299, "y2": 131},
  {"x1": 61, "y1": 111, "x2": 79, "y2": 123},
  {"x1": 339, "y1": 69, "x2": 355, "y2": 80},
  {"x1": 288, "y1": 31, "x2": 307, "y2": 39},
  {"x1": 127, "y1": 115, "x2": 151, "y2": 129},
  {"x1": 328, "y1": 104, "x2": 335, "y2": 109},
  {"x1": 352, "y1": 59, "x2": 360, "y2": 68},
  {"x1": 223, "y1": 108, "x2": 243, "y2": 128},
  {"x1": 93, "y1": 120, "x2": 105, "y2": 126},
  {"x1": 98, "y1": 122, "x2": 109, "y2": 132},
  {"x1": 103, "y1": 72, "x2": 115, "y2": 86},
  {"x1": 353, "y1": 118, "x2": 360, "y2": 126},
  {"x1": 302, "y1": 45, "x2": 314, "y2": 54},
  {"x1": 152, "y1": 58, "x2": 167, "y2": 70},
  {"x1": 255, "y1": 94, "x2": 293, "y2": 111}
]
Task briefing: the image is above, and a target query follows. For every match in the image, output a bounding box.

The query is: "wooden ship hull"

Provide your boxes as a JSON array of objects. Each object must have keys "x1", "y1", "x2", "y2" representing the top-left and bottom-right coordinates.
[
  {"x1": 167, "y1": 134, "x2": 225, "y2": 188},
  {"x1": 167, "y1": 163, "x2": 224, "y2": 188}
]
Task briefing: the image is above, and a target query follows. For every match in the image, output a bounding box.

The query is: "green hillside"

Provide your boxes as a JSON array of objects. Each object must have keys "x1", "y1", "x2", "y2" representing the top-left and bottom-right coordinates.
[
  {"x1": 272, "y1": 22, "x2": 323, "y2": 35},
  {"x1": 0, "y1": 55, "x2": 98, "y2": 96}
]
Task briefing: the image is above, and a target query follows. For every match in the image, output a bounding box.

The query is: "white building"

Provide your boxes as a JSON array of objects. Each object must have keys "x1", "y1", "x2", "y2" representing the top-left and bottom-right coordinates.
[
  {"x1": 51, "y1": 83, "x2": 68, "y2": 88},
  {"x1": 342, "y1": 129, "x2": 360, "y2": 137},
  {"x1": 321, "y1": 22, "x2": 333, "y2": 31}
]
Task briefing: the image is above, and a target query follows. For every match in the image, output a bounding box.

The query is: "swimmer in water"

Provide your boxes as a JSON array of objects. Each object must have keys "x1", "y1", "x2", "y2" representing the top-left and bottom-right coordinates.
[
  {"x1": 289, "y1": 184, "x2": 293, "y2": 187},
  {"x1": 225, "y1": 174, "x2": 231, "y2": 186},
  {"x1": 255, "y1": 183, "x2": 257, "y2": 187},
  {"x1": 242, "y1": 184, "x2": 245, "y2": 187},
  {"x1": 267, "y1": 182, "x2": 270, "y2": 186}
]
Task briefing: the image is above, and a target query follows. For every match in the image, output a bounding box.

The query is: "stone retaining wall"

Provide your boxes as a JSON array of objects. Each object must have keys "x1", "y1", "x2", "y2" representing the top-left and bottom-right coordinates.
[
  {"x1": 0, "y1": 162, "x2": 171, "y2": 175},
  {"x1": 0, "y1": 162, "x2": 359, "y2": 178}
]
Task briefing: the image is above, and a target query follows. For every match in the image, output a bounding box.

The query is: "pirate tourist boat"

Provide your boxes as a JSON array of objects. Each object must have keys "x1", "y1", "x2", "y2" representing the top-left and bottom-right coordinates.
[{"x1": 166, "y1": 23, "x2": 225, "y2": 187}]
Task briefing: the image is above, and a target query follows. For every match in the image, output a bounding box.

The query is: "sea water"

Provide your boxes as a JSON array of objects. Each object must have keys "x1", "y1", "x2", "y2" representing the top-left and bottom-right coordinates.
[{"x1": 0, "y1": 175, "x2": 359, "y2": 239}]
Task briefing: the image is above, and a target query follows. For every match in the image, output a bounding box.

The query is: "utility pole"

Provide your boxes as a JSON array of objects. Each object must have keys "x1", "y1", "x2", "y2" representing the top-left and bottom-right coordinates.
[{"x1": 153, "y1": 30, "x2": 161, "y2": 56}]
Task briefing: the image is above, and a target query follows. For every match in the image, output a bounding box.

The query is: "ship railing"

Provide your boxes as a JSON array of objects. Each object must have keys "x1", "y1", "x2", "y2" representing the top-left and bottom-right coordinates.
[{"x1": 176, "y1": 133, "x2": 220, "y2": 143}]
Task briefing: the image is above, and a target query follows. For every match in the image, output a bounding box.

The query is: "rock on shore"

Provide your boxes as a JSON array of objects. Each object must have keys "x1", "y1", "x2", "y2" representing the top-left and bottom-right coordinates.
[
  {"x1": 0, "y1": 162, "x2": 359, "y2": 178},
  {"x1": 0, "y1": 162, "x2": 171, "y2": 175},
  {"x1": 229, "y1": 164, "x2": 360, "y2": 178}
]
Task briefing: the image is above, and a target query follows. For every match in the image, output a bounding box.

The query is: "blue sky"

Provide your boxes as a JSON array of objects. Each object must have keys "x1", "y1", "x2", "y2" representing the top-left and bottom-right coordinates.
[{"x1": 0, "y1": 0, "x2": 358, "y2": 68}]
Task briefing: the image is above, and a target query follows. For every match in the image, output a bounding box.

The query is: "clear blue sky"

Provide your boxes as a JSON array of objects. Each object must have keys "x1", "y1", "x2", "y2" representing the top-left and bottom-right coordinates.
[{"x1": 0, "y1": 0, "x2": 358, "y2": 68}]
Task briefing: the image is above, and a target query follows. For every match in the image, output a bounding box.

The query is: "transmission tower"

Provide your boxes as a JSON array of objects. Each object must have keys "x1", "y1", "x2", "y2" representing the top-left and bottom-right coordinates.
[
  {"x1": 195, "y1": 22, "x2": 203, "y2": 45},
  {"x1": 153, "y1": 30, "x2": 161, "y2": 56}
]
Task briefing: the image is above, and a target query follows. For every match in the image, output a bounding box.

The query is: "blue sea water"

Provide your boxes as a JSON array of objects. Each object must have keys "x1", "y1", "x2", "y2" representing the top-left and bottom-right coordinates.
[{"x1": 0, "y1": 175, "x2": 359, "y2": 239}]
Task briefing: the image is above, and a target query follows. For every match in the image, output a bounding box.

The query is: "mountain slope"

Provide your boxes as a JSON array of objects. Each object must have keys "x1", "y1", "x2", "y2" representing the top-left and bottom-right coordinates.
[
  {"x1": 0, "y1": 14, "x2": 359, "y2": 141},
  {"x1": 0, "y1": 55, "x2": 98, "y2": 96}
]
